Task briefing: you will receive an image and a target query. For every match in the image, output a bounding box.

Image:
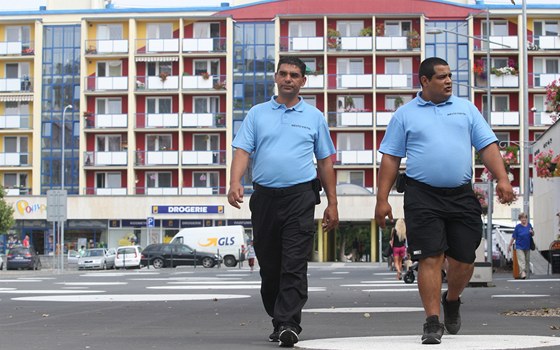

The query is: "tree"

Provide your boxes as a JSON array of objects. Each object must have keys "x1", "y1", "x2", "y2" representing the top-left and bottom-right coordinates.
[{"x1": 0, "y1": 187, "x2": 15, "y2": 235}]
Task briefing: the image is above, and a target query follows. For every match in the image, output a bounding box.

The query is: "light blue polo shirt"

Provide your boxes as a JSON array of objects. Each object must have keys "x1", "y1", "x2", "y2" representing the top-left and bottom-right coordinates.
[
  {"x1": 232, "y1": 96, "x2": 335, "y2": 188},
  {"x1": 379, "y1": 93, "x2": 497, "y2": 187}
]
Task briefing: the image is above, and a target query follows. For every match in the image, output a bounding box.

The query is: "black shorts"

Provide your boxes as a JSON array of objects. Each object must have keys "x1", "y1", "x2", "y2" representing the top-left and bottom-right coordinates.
[{"x1": 404, "y1": 179, "x2": 483, "y2": 264}]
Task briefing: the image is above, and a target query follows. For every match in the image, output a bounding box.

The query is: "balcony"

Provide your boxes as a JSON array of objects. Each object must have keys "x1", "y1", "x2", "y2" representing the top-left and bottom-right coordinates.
[
  {"x1": 182, "y1": 37, "x2": 226, "y2": 52},
  {"x1": 5, "y1": 187, "x2": 30, "y2": 196},
  {"x1": 181, "y1": 187, "x2": 224, "y2": 195},
  {"x1": 136, "y1": 38, "x2": 180, "y2": 54},
  {"x1": 336, "y1": 150, "x2": 373, "y2": 165},
  {"x1": 339, "y1": 36, "x2": 373, "y2": 51},
  {"x1": 376, "y1": 74, "x2": 412, "y2": 89},
  {"x1": 0, "y1": 114, "x2": 30, "y2": 129},
  {"x1": 84, "y1": 187, "x2": 127, "y2": 195},
  {"x1": 136, "y1": 113, "x2": 179, "y2": 128},
  {"x1": 327, "y1": 112, "x2": 373, "y2": 127},
  {"x1": 136, "y1": 187, "x2": 180, "y2": 195},
  {"x1": 375, "y1": 36, "x2": 407, "y2": 50},
  {"x1": 538, "y1": 36, "x2": 560, "y2": 50},
  {"x1": 330, "y1": 74, "x2": 373, "y2": 89},
  {"x1": 376, "y1": 111, "x2": 394, "y2": 126},
  {"x1": 533, "y1": 73, "x2": 560, "y2": 88},
  {"x1": 0, "y1": 77, "x2": 32, "y2": 92},
  {"x1": 0, "y1": 41, "x2": 33, "y2": 56},
  {"x1": 136, "y1": 150, "x2": 179, "y2": 166},
  {"x1": 0, "y1": 152, "x2": 30, "y2": 166},
  {"x1": 182, "y1": 112, "x2": 225, "y2": 128},
  {"x1": 85, "y1": 39, "x2": 129, "y2": 55},
  {"x1": 84, "y1": 151, "x2": 127, "y2": 166},
  {"x1": 136, "y1": 75, "x2": 179, "y2": 91},
  {"x1": 490, "y1": 74, "x2": 518, "y2": 88},
  {"x1": 489, "y1": 111, "x2": 520, "y2": 126},
  {"x1": 485, "y1": 36, "x2": 518, "y2": 50},
  {"x1": 182, "y1": 150, "x2": 225, "y2": 165},
  {"x1": 280, "y1": 36, "x2": 324, "y2": 52},
  {"x1": 303, "y1": 75, "x2": 324, "y2": 89},
  {"x1": 84, "y1": 113, "x2": 127, "y2": 129},
  {"x1": 181, "y1": 74, "x2": 227, "y2": 90},
  {"x1": 84, "y1": 76, "x2": 128, "y2": 91},
  {"x1": 533, "y1": 111, "x2": 555, "y2": 126}
]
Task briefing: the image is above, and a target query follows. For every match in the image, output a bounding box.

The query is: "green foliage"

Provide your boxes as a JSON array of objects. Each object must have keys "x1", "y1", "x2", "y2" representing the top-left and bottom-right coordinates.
[{"x1": 0, "y1": 187, "x2": 14, "y2": 234}]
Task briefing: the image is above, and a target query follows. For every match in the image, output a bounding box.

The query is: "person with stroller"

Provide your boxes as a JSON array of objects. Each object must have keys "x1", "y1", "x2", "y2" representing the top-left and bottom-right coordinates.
[{"x1": 391, "y1": 218, "x2": 407, "y2": 280}]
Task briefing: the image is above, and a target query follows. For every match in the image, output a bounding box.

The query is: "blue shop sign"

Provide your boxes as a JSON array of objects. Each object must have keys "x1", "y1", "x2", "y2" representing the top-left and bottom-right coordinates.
[{"x1": 152, "y1": 205, "x2": 224, "y2": 214}]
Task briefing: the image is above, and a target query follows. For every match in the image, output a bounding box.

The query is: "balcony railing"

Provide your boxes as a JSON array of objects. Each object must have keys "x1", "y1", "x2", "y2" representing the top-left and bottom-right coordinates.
[
  {"x1": 84, "y1": 151, "x2": 127, "y2": 166},
  {"x1": 531, "y1": 72, "x2": 560, "y2": 88},
  {"x1": 327, "y1": 74, "x2": 373, "y2": 89},
  {"x1": 182, "y1": 112, "x2": 225, "y2": 128},
  {"x1": 533, "y1": 111, "x2": 555, "y2": 126},
  {"x1": 135, "y1": 75, "x2": 179, "y2": 90},
  {"x1": 4, "y1": 187, "x2": 31, "y2": 196},
  {"x1": 135, "y1": 150, "x2": 179, "y2": 166},
  {"x1": 85, "y1": 39, "x2": 129, "y2": 54},
  {"x1": 0, "y1": 114, "x2": 30, "y2": 129},
  {"x1": 0, "y1": 152, "x2": 30, "y2": 166},
  {"x1": 376, "y1": 111, "x2": 395, "y2": 126},
  {"x1": 0, "y1": 41, "x2": 33, "y2": 56},
  {"x1": 182, "y1": 37, "x2": 226, "y2": 52},
  {"x1": 336, "y1": 150, "x2": 373, "y2": 165},
  {"x1": 484, "y1": 35, "x2": 518, "y2": 50},
  {"x1": 135, "y1": 187, "x2": 180, "y2": 195},
  {"x1": 537, "y1": 35, "x2": 560, "y2": 50},
  {"x1": 489, "y1": 111, "x2": 520, "y2": 126},
  {"x1": 303, "y1": 75, "x2": 324, "y2": 89},
  {"x1": 84, "y1": 113, "x2": 128, "y2": 129},
  {"x1": 182, "y1": 150, "x2": 225, "y2": 165},
  {"x1": 326, "y1": 111, "x2": 373, "y2": 127},
  {"x1": 136, "y1": 113, "x2": 179, "y2": 128},
  {"x1": 279, "y1": 36, "x2": 324, "y2": 51},
  {"x1": 84, "y1": 187, "x2": 127, "y2": 195},
  {"x1": 336, "y1": 36, "x2": 373, "y2": 51},
  {"x1": 376, "y1": 74, "x2": 416, "y2": 89},
  {"x1": 489, "y1": 74, "x2": 518, "y2": 88},
  {"x1": 181, "y1": 186, "x2": 225, "y2": 195},
  {"x1": 84, "y1": 76, "x2": 128, "y2": 91},
  {"x1": 375, "y1": 36, "x2": 408, "y2": 50},
  {"x1": 0, "y1": 77, "x2": 32, "y2": 92},
  {"x1": 182, "y1": 74, "x2": 226, "y2": 90},
  {"x1": 136, "y1": 38, "x2": 180, "y2": 53}
]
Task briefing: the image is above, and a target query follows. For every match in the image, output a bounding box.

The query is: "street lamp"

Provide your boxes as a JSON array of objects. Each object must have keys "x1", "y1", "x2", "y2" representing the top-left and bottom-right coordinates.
[{"x1": 60, "y1": 104, "x2": 73, "y2": 272}]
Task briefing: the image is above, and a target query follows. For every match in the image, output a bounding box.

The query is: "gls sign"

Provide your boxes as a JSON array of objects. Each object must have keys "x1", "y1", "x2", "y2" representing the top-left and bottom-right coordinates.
[{"x1": 199, "y1": 236, "x2": 236, "y2": 247}]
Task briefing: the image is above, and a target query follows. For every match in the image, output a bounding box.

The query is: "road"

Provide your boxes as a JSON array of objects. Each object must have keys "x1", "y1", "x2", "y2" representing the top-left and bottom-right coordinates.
[{"x1": 0, "y1": 263, "x2": 559, "y2": 350}]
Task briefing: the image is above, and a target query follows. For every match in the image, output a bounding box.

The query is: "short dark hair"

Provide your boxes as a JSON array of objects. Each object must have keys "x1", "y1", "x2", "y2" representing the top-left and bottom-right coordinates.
[
  {"x1": 419, "y1": 57, "x2": 449, "y2": 85},
  {"x1": 277, "y1": 56, "x2": 307, "y2": 77}
]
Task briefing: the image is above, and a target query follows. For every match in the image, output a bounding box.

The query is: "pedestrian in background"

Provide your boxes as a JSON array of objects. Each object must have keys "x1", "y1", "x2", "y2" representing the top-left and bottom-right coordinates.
[
  {"x1": 228, "y1": 56, "x2": 339, "y2": 348},
  {"x1": 375, "y1": 57, "x2": 514, "y2": 345},
  {"x1": 508, "y1": 212, "x2": 534, "y2": 279},
  {"x1": 391, "y1": 218, "x2": 407, "y2": 280},
  {"x1": 245, "y1": 240, "x2": 257, "y2": 272}
]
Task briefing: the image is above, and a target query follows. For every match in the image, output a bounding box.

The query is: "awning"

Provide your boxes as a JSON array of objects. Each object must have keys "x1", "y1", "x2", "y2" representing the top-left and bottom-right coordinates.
[
  {"x1": 135, "y1": 56, "x2": 179, "y2": 62},
  {"x1": 0, "y1": 95, "x2": 34, "y2": 102}
]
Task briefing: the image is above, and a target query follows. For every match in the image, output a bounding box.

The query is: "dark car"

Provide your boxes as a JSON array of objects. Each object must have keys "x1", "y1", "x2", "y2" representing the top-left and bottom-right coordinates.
[
  {"x1": 6, "y1": 247, "x2": 42, "y2": 270},
  {"x1": 140, "y1": 243, "x2": 221, "y2": 268}
]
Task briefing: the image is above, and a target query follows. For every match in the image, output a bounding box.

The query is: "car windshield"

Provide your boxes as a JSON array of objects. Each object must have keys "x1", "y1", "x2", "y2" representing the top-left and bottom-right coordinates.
[
  {"x1": 84, "y1": 250, "x2": 104, "y2": 257},
  {"x1": 10, "y1": 247, "x2": 29, "y2": 255}
]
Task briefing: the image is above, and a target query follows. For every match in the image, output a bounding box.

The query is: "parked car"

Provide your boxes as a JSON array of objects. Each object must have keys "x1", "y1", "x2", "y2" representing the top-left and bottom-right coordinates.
[
  {"x1": 140, "y1": 243, "x2": 221, "y2": 268},
  {"x1": 77, "y1": 248, "x2": 116, "y2": 270},
  {"x1": 6, "y1": 246, "x2": 41, "y2": 270},
  {"x1": 67, "y1": 249, "x2": 80, "y2": 265},
  {"x1": 114, "y1": 246, "x2": 142, "y2": 269}
]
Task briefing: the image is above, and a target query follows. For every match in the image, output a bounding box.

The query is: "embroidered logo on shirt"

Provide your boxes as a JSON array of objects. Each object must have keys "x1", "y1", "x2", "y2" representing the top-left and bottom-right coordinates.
[
  {"x1": 291, "y1": 124, "x2": 311, "y2": 130},
  {"x1": 447, "y1": 112, "x2": 467, "y2": 117}
]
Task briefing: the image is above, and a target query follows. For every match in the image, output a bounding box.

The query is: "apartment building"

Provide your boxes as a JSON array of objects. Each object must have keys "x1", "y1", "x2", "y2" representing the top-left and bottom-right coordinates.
[{"x1": 1, "y1": 0, "x2": 558, "y2": 261}]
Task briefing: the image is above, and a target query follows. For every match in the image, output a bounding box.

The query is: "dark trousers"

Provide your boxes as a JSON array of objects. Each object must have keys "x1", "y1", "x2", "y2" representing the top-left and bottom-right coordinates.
[{"x1": 249, "y1": 185, "x2": 316, "y2": 334}]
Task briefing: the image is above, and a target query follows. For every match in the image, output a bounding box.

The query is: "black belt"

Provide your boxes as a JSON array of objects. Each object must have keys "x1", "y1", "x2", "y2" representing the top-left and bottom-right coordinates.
[
  {"x1": 406, "y1": 177, "x2": 472, "y2": 196},
  {"x1": 253, "y1": 181, "x2": 313, "y2": 197}
]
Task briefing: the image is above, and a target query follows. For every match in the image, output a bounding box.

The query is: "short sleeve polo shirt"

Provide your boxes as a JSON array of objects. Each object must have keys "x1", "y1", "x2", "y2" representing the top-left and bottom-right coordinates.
[
  {"x1": 379, "y1": 93, "x2": 497, "y2": 187},
  {"x1": 233, "y1": 96, "x2": 335, "y2": 187}
]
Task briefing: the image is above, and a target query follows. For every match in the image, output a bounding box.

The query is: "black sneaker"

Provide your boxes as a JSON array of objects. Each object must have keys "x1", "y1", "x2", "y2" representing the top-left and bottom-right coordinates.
[
  {"x1": 278, "y1": 326, "x2": 299, "y2": 348},
  {"x1": 422, "y1": 315, "x2": 444, "y2": 344},
  {"x1": 441, "y1": 290, "x2": 462, "y2": 334},
  {"x1": 269, "y1": 328, "x2": 279, "y2": 342}
]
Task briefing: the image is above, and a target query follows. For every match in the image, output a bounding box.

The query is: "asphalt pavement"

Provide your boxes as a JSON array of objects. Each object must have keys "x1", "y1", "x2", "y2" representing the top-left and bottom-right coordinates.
[{"x1": 0, "y1": 262, "x2": 558, "y2": 350}]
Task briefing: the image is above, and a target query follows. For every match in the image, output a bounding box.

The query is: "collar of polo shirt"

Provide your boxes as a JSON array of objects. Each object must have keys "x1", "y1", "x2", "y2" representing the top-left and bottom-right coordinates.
[
  {"x1": 271, "y1": 96, "x2": 305, "y2": 111},
  {"x1": 416, "y1": 91, "x2": 453, "y2": 107}
]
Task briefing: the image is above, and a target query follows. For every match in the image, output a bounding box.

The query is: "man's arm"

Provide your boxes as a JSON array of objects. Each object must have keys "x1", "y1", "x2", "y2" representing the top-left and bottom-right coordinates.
[
  {"x1": 317, "y1": 156, "x2": 339, "y2": 232},
  {"x1": 479, "y1": 142, "x2": 515, "y2": 204},
  {"x1": 374, "y1": 154, "x2": 401, "y2": 228},
  {"x1": 227, "y1": 148, "x2": 251, "y2": 209}
]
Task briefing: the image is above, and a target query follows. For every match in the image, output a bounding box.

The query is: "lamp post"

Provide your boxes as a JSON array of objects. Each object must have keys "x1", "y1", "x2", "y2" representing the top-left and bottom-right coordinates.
[{"x1": 60, "y1": 104, "x2": 73, "y2": 272}]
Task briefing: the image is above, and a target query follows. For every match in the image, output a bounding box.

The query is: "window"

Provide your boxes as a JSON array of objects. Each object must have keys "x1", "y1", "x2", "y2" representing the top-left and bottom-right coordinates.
[
  {"x1": 6, "y1": 25, "x2": 30, "y2": 45},
  {"x1": 533, "y1": 57, "x2": 559, "y2": 87},
  {"x1": 4, "y1": 173, "x2": 27, "y2": 188},
  {"x1": 533, "y1": 95, "x2": 547, "y2": 112},
  {"x1": 97, "y1": 61, "x2": 122, "y2": 77},
  {"x1": 534, "y1": 20, "x2": 559, "y2": 39},
  {"x1": 337, "y1": 133, "x2": 364, "y2": 151},
  {"x1": 193, "y1": 134, "x2": 219, "y2": 151},
  {"x1": 288, "y1": 21, "x2": 316, "y2": 37},
  {"x1": 385, "y1": 95, "x2": 412, "y2": 111},
  {"x1": 96, "y1": 98, "x2": 122, "y2": 114},
  {"x1": 482, "y1": 20, "x2": 508, "y2": 37},
  {"x1": 384, "y1": 21, "x2": 411, "y2": 37},
  {"x1": 337, "y1": 58, "x2": 364, "y2": 75},
  {"x1": 146, "y1": 172, "x2": 172, "y2": 188},
  {"x1": 146, "y1": 134, "x2": 172, "y2": 151},
  {"x1": 147, "y1": 23, "x2": 173, "y2": 39},
  {"x1": 5, "y1": 101, "x2": 29, "y2": 115},
  {"x1": 96, "y1": 135, "x2": 121, "y2": 151},
  {"x1": 194, "y1": 59, "x2": 219, "y2": 77},
  {"x1": 193, "y1": 171, "x2": 219, "y2": 190},
  {"x1": 193, "y1": 96, "x2": 219, "y2": 113},
  {"x1": 147, "y1": 97, "x2": 172, "y2": 114},
  {"x1": 96, "y1": 172, "x2": 121, "y2": 188},
  {"x1": 494, "y1": 132, "x2": 510, "y2": 147},
  {"x1": 385, "y1": 57, "x2": 412, "y2": 74},
  {"x1": 301, "y1": 95, "x2": 316, "y2": 107},
  {"x1": 337, "y1": 21, "x2": 363, "y2": 37},
  {"x1": 4, "y1": 136, "x2": 28, "y2": 164},
  {"x1": 336, "y1": 170, "x2": 364, "y2": 187},
  {"x1": 337, "y1": 95, "x2": 364, "y2": 111},
  {"x1": 193, "y1": 22, "x2": 220, "y2": 38},
  {"x1": 97, "y1": 24, "x2": 123, "y2": 40},
  {"x1": 301, "y1": 58, "x2": 316, "y2": 73},
  {"x1": 147, "y1": 61, "x2": 172, "y2": 77},
  {"x1": 5, "y1": 62, "x2": 29, "y2": 79}
]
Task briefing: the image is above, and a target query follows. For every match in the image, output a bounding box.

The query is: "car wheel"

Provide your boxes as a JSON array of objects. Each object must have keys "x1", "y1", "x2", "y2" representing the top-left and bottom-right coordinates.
[
  {"x1": 201, "y1": 257, "x2": 215, "y2": 268},
  {"x1": 223, "y1": 255, "x2": 237, "y2": 267},
  {"x1": 152, "y1": 258, "x2": 164, "y2": 269}
]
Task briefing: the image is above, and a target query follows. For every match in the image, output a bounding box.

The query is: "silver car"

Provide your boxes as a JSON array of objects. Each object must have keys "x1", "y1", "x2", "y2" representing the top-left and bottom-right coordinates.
[{"x1": 77, "y1": 248, "x2": 115, "y2": 270}]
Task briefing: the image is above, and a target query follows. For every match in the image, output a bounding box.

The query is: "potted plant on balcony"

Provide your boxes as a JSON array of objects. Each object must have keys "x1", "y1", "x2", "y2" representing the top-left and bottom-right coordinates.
[
  {"x1": 201, "y1": 71, "x2": 210, "y2": 80},
  {"x1": 83, "y1": 111, "x2": 94, "y2": 127},
  {"x1": 394, "y1": 96, "x2": 404, "y2": 110},
  {"x1": 407, "y1": 30, "x2": 420, "y2": 49},
  {"x1": 375, "y1": 23, "x2": 385, "y2": 36},
  {"x1": 159, "y1": 71, "x2": 169, "y2": 82},
  {"x1": 359, "y1": 26, "x2": 372, "y2": 37},
  {"x1": 545, "y1": 78, "x2": 560, "y2": 122},
  {"x1": 213, "y1": 80, "x2": 226, "y2": 90},
  {"x1": 327, "y1": 28, "x2": 341, "y2": 49},
  {"x1": 534, "y1": 149, "x2": 560, "y2": 178}
]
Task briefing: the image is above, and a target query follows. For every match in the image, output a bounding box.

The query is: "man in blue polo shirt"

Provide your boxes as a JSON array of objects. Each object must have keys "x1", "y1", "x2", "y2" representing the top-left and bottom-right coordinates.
[
  {"x1": 228, "y1": 56, "x2": 338, "y2": 348},
  {"x1": 375, "y1": 57, "x2": 514, "y2": 345}
]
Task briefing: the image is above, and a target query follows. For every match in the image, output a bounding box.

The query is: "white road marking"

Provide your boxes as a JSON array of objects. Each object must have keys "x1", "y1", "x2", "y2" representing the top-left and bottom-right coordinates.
[
  {"x1": 148, "y1": 285, "x2": 261, "y2": 290},
  {"x1": 492, "y1": 294, "x2": 551, "y2": 298},
  {"x1": 81, "y1": 272, "x2": 159, "y2": 277},
  {"x1": 297, "y1": 335, "x2": 560, "y2": 350},
  {"x1": 57, "y1": 282, "x2": 128, "y2": 286},
  {"x1": 128, "y1": 277, "x2": 241, "y2": 281},
  {"x1": 507, "y1": 279, "x2": 560, "y2": 282},
  {"x1": 342, "y1": 284, "x2": 416, "y2": 287},
  {"x1": 12, "y1": 294, "x2": 251, "y2": 302},
  {"x1": 168, "y1": 281, "x2": 260, "y2": 284},
  {"x1": 0, "y1": 290, "x2": 105, "y2": 294},
  {"x1": 320, "y1": 277, "x2": 343, "y2": 280},
  {"x1": 362, "y1": 289, "x2": 420, "y2": 292},
  {"x1": 360, "y1": 280, "x2": 412, "y2": 284},
  {"x1": 0, "y1": 279, "x2": 42, "y2": 283},
  {"x1": 304, "y1": 307, "x2": 424, "y2": 313},
  {"x1": 216, "y1": 274, "x2": 250, "y2": 277},
  {"x1": 332, "y1": 272, "x2": 349, "y2": 274}
]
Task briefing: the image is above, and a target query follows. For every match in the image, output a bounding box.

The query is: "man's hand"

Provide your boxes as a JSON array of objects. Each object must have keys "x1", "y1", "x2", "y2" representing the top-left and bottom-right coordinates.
[
  {"x1": 374, "y1": 201, "x2": 393, "y2": 229},
  {"x1": 321, "y1": 204, "x2": 339, "y2": 232},
  {"x1": 227, "y1": 183, "x2": 244, "y2": 209},
  {"x1": 495, "y1": 178, "x2": 515, "y2": 205}
]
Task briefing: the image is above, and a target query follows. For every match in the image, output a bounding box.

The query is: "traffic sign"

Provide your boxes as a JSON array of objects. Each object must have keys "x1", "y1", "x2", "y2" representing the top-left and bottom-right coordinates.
[
  {"x1": 47, "y1": 190, "x2": 68, "y2": 222},
  {"x1": 147, "y1": 217, "x2": 155, "y2": 228}
]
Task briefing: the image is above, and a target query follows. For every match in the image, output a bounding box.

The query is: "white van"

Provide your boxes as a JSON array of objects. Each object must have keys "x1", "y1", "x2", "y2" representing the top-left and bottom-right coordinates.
[{"x1": 171, "y1": 225, "x2": 249, "y2": 267}]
